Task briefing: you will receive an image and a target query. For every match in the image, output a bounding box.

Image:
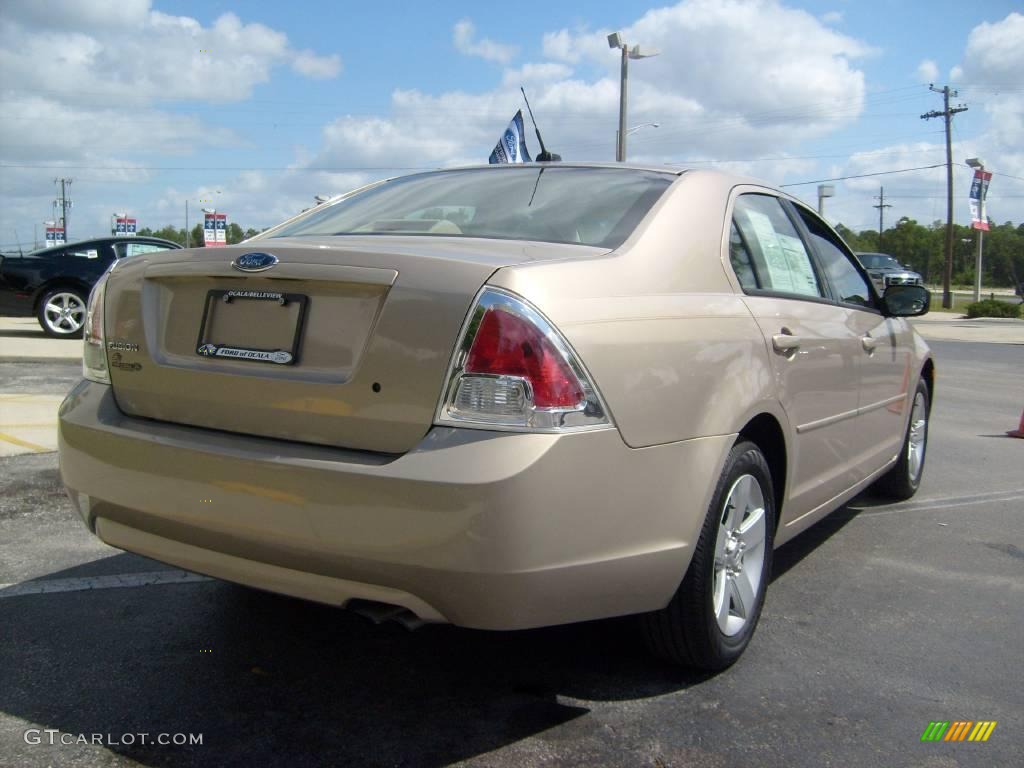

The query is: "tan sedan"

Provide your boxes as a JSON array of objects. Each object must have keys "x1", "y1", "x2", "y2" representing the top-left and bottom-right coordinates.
[{"x1": 59, "y1": 164, "x2": 933, "y2": 670}]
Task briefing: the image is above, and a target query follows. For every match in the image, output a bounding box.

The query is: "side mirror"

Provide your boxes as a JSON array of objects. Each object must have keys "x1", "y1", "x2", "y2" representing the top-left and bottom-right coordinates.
[{"x1": 882, "y1": 284, "x2": 929, "y2": 317}]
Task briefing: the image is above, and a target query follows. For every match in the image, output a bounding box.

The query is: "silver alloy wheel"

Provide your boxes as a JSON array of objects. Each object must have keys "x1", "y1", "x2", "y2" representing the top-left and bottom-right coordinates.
[
  {"x1": 43, "y1": 292, "x2": 86, "y2": 335},
  {"x1": 907, "y1": 390, "x2": 928, "y2": 482},
  {"x1": 713, "y1": 473, "x2": 767, "y2": 637}
]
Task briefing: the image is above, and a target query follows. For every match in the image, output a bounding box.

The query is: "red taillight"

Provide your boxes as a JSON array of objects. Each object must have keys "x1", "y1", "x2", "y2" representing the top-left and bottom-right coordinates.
[
  {"x1": 436, "y1": 287, "x2": 610, "y2": 432},
  {"x1": 465, "y1": 308, "x2": 584, "y2": 408}
]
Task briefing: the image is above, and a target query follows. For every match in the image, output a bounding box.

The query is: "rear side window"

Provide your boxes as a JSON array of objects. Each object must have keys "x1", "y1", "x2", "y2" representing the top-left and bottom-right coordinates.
[
  {"x1": 731, "y1": 195, "x2": 824, "y2": 298},
  {"x1": 115, "y1": 242, "x2": 177, "y2": 258},
  {"x1": 792, "y1": 206, "x2": 875, "y2": 309}
]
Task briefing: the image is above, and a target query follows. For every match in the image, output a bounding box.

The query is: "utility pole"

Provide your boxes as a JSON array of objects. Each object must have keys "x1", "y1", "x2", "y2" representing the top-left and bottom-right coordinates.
[
  {"x1": 921, "y1": 85, "x2": 967, "y2": 309},
  {"x1": 873, "y1": 186, "x2": 892, "y2": 251},
  {"x1": 54, "y1": 177, "x2": 72, "y2": 241}
]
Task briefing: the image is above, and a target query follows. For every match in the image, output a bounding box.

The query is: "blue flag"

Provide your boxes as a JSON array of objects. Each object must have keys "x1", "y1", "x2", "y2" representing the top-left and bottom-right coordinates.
[{"x1": 489, "y1": 110, "x2": 531, "y2": 164}]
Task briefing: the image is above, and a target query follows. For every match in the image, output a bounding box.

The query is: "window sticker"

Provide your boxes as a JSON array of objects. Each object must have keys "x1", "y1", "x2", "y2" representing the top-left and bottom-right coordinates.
[
  {"x1": 745, "y1": 209, "x2": 818, "y2": 296},
  {"x1": 125, "y1": 243, "x2": 167, "y2": 257}
]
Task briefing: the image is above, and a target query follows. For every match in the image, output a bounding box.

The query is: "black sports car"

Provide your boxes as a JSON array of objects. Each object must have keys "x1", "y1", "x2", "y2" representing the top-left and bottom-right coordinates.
[{"x1": 0, "y1": 236, "x2": 181, "y2": 337}]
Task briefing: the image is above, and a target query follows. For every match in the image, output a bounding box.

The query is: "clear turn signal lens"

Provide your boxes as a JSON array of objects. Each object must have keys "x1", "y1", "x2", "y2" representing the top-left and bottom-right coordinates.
[{"x1": 82, "y1": 273, "x2": 109, "y2": 384}]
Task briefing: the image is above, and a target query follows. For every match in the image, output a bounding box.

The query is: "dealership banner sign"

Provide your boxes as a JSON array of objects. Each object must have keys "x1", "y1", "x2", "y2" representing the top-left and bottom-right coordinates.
[
  {"x1": 45, "y1": 226, "x2": 65, "y2": 247},
  {"x1": 204, "y1": 213, "x2": 227, "y2": 247},
  {"x1": 114, "y1": 217, "x2": 137, "y2": 236},
  {"x1": 969, "y1": 169, "x2": 992, "y2": 231}
]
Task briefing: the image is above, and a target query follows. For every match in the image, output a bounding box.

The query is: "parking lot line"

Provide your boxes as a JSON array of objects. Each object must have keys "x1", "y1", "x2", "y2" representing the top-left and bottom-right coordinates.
[
  {"x1": 0, "y1": 392, "x2": 63, "y2": 456},
  {"x1": 0, "y1": 431, "x2": 50, "y2": 454}
]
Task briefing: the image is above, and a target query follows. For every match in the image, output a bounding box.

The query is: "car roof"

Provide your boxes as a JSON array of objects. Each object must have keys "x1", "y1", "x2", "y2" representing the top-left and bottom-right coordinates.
[{"x1": 28, "y1": 236, "x2": 182, "y2": 257}]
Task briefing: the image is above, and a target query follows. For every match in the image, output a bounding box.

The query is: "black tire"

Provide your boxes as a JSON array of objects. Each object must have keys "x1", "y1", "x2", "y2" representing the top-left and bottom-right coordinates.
[
  {"x1": 641, "y1": 440, "x2": 775, "y2": 670},
  {"x1": 36, "y1": 286, "x2": 87, "y2": 338},
  {"x1": 874, "y1": 378, "x2": 930, "y2": 500}
]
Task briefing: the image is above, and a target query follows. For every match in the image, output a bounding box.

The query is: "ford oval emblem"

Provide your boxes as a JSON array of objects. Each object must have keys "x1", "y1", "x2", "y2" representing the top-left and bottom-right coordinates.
[{"x1": 231, "y1": 252, "x2": 278, "y2": 272}]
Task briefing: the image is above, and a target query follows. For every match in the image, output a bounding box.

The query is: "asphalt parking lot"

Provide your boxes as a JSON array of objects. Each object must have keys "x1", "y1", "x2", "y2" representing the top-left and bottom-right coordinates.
[{"x1": 1, "y1": 334, "x2": 1022, "y2": 767}]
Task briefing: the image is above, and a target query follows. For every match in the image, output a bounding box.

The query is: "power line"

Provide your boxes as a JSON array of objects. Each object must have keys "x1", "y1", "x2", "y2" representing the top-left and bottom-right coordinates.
[{"x1": 779, "y1": 164, "x2": 945, "y2": 187}]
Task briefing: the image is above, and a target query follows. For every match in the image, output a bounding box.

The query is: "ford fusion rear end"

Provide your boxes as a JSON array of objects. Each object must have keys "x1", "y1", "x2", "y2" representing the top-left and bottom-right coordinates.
[{"x1": 58, "y1": 166, "x2": 724, "y2": 633}]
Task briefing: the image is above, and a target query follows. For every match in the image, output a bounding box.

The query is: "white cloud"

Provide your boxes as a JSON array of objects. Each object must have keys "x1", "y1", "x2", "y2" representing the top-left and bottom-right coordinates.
[
  {"x1": 502, "y1": 62, "x2": 574, "y2": 89},
  {"x1": 453, "y1": 19, "x2": 518, "y2": 64},
  {"x1": 0, "y1": 2, "x2": 343, "y2": 245},
  {"x1": 293, "y1": 50, "x2": 343, "y2": 79},
  {"x1": 917, "y1": 59, "x2": 939, "y2": 83},
  {"x1": 951, "y1": 13, "x2": 1024, "y2": 189},
  {"x1": 169, "y1": 0, "x2": 875, "y2": 234},
  {"x1": 309, "y1": 0, "x2": 874, "y2": 180},
  {"x1": 0, "y1": 5, "x2": 341, "y2": 109},
  {"x1": 542, "y1": 29, "x2": 584, "y2": 63},
  {"x1": 821, "y1": 11, "x2": 843, "y2": 24}
]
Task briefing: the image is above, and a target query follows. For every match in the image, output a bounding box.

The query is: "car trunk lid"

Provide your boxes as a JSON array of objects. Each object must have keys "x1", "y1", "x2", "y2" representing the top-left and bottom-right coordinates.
[{"x1": 104, "y1": 236, "x2": 604, "y2": 453}]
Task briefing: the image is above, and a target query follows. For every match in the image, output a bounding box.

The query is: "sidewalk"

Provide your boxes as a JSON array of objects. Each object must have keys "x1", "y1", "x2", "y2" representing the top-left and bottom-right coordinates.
[
  {"x1": 0, "y1": 317, "x2": 82, "y2": 360},
  {"x1": 911, "y1": 313, "x2": 1024, "y2": 344}
]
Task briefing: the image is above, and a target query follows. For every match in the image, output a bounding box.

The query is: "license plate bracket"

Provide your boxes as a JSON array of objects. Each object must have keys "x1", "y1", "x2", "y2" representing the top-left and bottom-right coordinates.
[{"x1": 195, "y1": 289, "x2": 308, "y2": 365}]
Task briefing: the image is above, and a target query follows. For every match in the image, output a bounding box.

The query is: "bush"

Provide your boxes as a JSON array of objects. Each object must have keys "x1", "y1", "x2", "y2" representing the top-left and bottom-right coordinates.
[{"x1": 965, "y1": 299, "x2": 1023, "y2": 319}]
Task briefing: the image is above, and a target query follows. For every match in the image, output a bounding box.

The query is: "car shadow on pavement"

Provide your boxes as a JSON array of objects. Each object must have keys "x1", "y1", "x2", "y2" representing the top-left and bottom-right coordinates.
[
  {"x1": 1, "y1": 553, "x2": 712, "y2": 768},
  {"x1": 771, "y1": 500, "x2": 863, "y2": 581}
]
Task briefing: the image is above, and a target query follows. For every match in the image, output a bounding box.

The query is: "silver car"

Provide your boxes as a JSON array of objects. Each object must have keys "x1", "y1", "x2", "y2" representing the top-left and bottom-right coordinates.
[{"x1": 59, "y1": 165, "x2": 934, "y2": 670}]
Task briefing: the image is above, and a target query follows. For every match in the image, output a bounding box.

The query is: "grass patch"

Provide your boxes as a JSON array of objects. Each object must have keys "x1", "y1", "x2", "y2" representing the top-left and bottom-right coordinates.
[
  {"x1": 965, "y1": 299, "x2": 1023, "y2": 319},
  {"x1": 928, "y1": 294, "x2": 974, "y2": 314}
]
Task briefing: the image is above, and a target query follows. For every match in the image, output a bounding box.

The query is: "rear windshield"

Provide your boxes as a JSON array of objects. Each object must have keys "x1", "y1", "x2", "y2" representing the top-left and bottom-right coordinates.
[{"x1": 267, "y1": 167, "x2": 674, "y2": 248}]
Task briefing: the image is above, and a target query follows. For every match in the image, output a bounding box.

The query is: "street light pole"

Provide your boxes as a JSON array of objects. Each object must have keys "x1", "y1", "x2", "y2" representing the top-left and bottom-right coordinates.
[
  {"x1": 817, "y1": 184, "x2": 834, "y2": 216},
  {"x1": 617, "y1": 43, "x2": 628, "y2": 162},
  {"x1": 608, "y1": 32, "x2": 660, "y2": 162},
  {"x1": 615, "y1": 122, "x2": 660, "y2": 151}
]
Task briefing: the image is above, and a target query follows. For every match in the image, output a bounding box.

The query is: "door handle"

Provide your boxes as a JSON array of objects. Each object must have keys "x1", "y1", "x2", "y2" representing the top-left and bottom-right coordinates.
[
  {"x1": 861, "y1": 334, "x2": 877, "y2": 353},
  {"x1": 772, "y1": 331, "x2": 801, "y2": 356}
]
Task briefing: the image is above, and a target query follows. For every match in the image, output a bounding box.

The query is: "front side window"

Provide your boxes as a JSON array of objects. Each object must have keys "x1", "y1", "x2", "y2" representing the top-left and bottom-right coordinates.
[
  {"x1": 793, "y1": 206, "x2": 875, "y2": 309},
  {"x1": 731, "y1": 194, "x2": 824, "y2": 298},
  {"x1": 266, "y1": 167, "x2": 674, "y2": 249}
]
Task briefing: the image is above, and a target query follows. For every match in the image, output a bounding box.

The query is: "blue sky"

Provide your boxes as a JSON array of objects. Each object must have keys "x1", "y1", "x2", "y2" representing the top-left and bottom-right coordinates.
[{"x1": 1, "y1": 0, "x2": 1021, "y2": 250}]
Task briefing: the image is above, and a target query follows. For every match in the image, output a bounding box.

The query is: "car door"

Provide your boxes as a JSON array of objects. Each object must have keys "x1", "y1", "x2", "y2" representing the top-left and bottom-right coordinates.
[
  {"x1": 728, "y1": 192, "x2": 863, "y2": 523},
  {"x1": 789, "y1": 204, "x2": 913, "y2": 478},
  {"x1": 61, "y1": 242, "x2": 115, "y2": 283}
]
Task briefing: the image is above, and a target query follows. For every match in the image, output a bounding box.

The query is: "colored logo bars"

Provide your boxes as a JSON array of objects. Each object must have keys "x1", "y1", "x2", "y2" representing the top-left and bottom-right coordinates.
[{"x1": 921, "y1": 720, "x2": 997, "y2": 742}]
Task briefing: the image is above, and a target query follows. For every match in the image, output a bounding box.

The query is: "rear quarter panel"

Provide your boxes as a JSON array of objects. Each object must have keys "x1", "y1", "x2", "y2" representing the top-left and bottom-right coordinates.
[{"x1": 490, "y1": 171, "x2": 786, "y2": 450}]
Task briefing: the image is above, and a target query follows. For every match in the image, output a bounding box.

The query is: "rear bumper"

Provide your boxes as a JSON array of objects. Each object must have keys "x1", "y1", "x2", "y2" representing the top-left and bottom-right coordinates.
[{"x1": 59, "y1": 381, "x2": 732, "y2": 630}]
